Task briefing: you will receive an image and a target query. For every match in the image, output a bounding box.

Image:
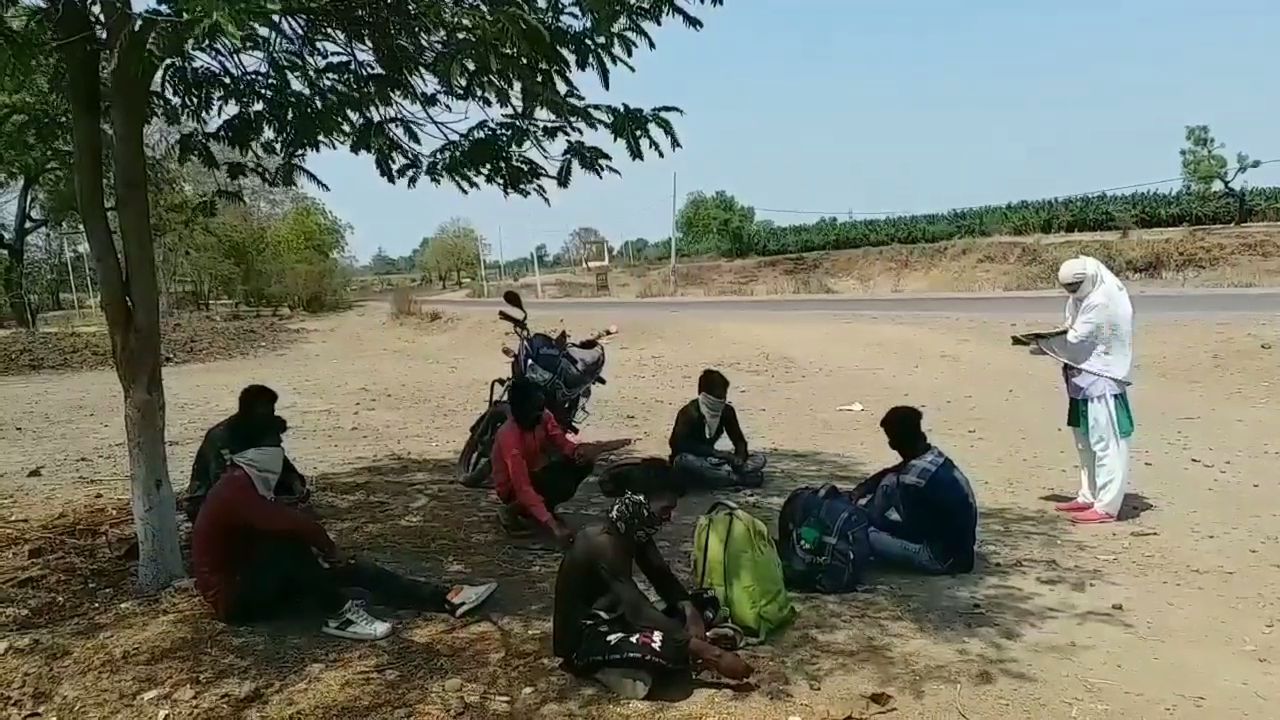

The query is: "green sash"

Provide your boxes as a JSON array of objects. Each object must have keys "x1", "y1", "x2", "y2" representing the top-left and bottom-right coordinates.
[{"x1": 1067, "y1": 392, "x2": 1134, "y2": 439}]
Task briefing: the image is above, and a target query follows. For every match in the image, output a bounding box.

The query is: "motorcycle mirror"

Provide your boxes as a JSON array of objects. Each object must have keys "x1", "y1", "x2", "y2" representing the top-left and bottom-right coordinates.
[{"x1": 502, "y1": 290, "x2": 524, "y2": 312}]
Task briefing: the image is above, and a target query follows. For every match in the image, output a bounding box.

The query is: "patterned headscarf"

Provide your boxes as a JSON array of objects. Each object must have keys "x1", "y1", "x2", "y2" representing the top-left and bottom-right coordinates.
[{"x1": 608, "y1": 492, "x2": 662, "y2": 543}]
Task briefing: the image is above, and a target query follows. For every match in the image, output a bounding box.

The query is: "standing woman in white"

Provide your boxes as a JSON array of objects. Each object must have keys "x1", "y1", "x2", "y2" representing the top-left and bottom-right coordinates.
[{"x1": 1036, "y1": 256, "x2": 1136, "y2": 524}]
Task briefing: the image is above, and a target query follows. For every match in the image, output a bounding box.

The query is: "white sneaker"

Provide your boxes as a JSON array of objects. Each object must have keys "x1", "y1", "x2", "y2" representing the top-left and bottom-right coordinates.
[
  {"x1": 595, "y1": 668, "x2": 653, "y2": 699},
  {"x1": 445, "y1": 582, "x2": 498, "y2": 618},
  {"x1": 322, "y1": 600, "x2": 394, "y2": 641}
]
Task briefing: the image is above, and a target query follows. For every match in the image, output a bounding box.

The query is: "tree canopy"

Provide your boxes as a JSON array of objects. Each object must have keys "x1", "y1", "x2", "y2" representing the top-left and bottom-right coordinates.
[
  {"x1": 1180, "y1": 124, "x2": 1261, "y2": 194},
  {"x1": 1179, "y1": 124, "x2": 1262, "y2": 224},
  {"x1": 0, "y1": 7, "x2": 75, "y2": 326},
  {"x1": 677, "y1": 190, "x2": 757, "y2": 258},
  {"x1": 418, "y1": 217, "x2": 483, "y2": 288},
  {"x1": 146, "y1": 0, "x2": 724, "y2": 199},
  {"x1": 3, "y1": 0, "x2": 724, "y2": 590}
]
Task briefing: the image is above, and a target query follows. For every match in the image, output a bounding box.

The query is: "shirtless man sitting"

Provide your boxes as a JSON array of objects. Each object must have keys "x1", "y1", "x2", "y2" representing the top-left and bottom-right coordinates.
[{"x1": 552, "y1": 468, "x2": 753, "y2": 699}]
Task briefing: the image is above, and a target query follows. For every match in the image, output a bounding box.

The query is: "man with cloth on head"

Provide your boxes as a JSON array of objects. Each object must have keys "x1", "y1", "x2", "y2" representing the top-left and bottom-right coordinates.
[{"x1": 1034, "y1": 256, "x2": 1136, "y2": 525}]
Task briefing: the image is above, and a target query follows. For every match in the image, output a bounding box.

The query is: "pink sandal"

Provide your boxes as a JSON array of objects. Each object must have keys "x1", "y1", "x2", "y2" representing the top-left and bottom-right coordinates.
[{"x1": 1068, "y1": 508, "x2": 1116, "y2": 524}]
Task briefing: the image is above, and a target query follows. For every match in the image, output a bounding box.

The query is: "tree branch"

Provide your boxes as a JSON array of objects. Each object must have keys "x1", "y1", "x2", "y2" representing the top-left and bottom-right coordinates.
[{"x1": 26, "y1": 216, "x2": 49, "y2": 234}]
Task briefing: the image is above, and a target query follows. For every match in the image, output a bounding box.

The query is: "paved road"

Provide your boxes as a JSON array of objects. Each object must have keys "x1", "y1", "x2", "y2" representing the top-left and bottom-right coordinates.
[{"x1": 438, "y1": 290, "x2": 1280, "y2": 316}]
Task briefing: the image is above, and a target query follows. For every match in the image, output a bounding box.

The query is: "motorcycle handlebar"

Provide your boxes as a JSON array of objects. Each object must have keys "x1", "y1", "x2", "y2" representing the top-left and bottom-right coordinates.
[{"x1": 497, "y1": 310, "x2": 525, "y2": 327}]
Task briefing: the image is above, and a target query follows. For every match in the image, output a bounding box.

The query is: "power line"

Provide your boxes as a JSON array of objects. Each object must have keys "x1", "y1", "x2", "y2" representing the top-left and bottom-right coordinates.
[{"x1": 752, "y1": 158, "x2": 1280, "y2": 218}]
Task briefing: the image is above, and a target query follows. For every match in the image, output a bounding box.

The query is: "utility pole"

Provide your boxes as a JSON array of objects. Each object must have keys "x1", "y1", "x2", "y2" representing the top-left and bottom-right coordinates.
[
  {"x1": 669, "y1": 171, "x2": 677, "y2": 293},
  {"x1": 477, "y1": 239, "x2": 489, "y2": 299},
  {"x1": 62, "y1": 234, "x2": 81, "y2": 318},
  {"x1": 497, "y1": 225, "x2": 506, "y2": 281},
  {"x1": 80, "y1": 239, "x2": 97, "y2": 310},
  {"x1": 531, "y1": 249, "x2": 544, "y2": 300}
]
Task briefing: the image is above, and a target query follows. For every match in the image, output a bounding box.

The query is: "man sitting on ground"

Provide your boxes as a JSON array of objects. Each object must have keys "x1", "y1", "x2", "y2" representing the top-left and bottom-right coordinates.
[
  {"x1": 669, "y1": 369, "x2": 766, "y2": 489},
  {"x1": 184, "y1": 384, "x2": 308, "y2": 523},
  {"x1": 850, "y1": 405, "x2": 978, "y2": 575},
  {"x1": 493, "y1": 377, "x2": 628, "y2": 544},
  {"x1": 553, "y1": 469, "x2": 753, "y2": 699},
  {"x1": 192, "y1": 419, "x2": 497, "y2": 640}
]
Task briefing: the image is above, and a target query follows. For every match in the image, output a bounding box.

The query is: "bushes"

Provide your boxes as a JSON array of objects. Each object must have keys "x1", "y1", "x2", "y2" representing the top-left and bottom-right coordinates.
[
  {"x1": 283, "y1": 259, "x2": 350, "y2": 313},
  {"x1": 718, "y1": 188, "x2": 1280, "y2": 259}
]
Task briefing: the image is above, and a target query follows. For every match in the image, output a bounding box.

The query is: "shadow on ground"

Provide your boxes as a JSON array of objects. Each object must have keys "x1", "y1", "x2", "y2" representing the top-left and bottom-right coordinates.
[{"x1": 0, "y1": 447, "x2": 1132, "y2": 718}]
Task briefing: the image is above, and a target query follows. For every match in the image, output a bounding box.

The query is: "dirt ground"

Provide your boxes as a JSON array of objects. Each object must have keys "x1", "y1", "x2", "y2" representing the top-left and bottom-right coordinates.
[{"x1": 1, "y1": 300, "x2": 1278, "y2": 719}]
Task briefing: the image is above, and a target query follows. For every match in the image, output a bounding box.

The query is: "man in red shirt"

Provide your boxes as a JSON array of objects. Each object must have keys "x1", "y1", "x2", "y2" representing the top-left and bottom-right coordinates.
[
  {"x1": 192, "y1": 422, "x2": 497, "y2": 640},
  {"x1": 493, "y1": 378, "x2": 628, "y2": 545}
]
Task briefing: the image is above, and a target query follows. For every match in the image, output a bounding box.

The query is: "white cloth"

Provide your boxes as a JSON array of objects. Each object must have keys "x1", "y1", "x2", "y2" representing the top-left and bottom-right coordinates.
[
  {"x1": 1038, "y1": 256, "x2": 1134, "y2": 385},
  {"x1": 231, "y1": 446, "x2": 285, "y2": 500},
  {"x1": 1073, "y1": 395, "x2": 1129, "y2": 517},
  {"x1": 697, "y1": 392, "x2": 726, "y2": 438}
]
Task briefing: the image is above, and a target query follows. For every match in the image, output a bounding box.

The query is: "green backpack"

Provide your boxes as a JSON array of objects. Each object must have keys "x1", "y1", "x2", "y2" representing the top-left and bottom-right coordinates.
[{"x1": 692, "y1": 500, "x2": 797, "y2": 641}]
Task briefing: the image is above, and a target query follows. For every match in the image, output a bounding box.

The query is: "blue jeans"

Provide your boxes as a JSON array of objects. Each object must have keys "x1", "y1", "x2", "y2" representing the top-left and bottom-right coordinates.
[
  {"x1": 672, "y1": 452, "x2": 766, "y2": 489},
  {"x1": 867, "y1": 527, "x2": 948, "y2": 574},
  {"x1": 866, "y1": 477, "x2": 948, "y2": 574}
]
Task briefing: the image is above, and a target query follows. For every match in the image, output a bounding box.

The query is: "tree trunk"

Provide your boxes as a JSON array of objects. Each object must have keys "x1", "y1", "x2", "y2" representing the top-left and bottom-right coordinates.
[
  {"x1": 3, "y1": 175, "x2": 42, "y2": 328},
  {"x1": 121, "y1": 367, "x2": 182, "y2": 589},
  {"x1": 2, "y1": 245, "x2": 35, "y2": 328},
  {"x1": 110, "y1": 19, "x2": 183, "y2": 592},
  {"x1": 1233, "y1": 190, "x2": 1249, "y2": 226},
  {"x1": 56, "y1": 4, "x2": 183, "y2": 592}
]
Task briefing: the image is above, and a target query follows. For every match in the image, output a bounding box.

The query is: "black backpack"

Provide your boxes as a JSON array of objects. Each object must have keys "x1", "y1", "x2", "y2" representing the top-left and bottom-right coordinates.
[{"x1": 777, "y1": 484, "x2": 871, "y2": 594}]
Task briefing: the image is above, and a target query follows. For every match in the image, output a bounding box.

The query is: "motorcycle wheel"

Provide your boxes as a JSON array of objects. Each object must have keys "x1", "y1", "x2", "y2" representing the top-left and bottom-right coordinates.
[{"x1": 456, "y1": 405, "x2": 508, "y2": 488}]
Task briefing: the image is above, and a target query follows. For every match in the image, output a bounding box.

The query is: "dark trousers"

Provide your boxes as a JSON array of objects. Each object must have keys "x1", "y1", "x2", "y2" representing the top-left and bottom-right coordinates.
[
  {"x1": 568, "y1": 591, "x2": 719, "y2": 674},
  {"x1": 531, "y1": 458, "x2": 594, "y2": 514},
  {"x1": 229, "y1": 539, "x2": 450, "y2": 623}
]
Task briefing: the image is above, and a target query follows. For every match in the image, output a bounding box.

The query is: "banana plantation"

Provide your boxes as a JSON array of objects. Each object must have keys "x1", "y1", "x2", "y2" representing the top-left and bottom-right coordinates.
[{"x1": 747, "y1": 187, "x2": 1280, "y2": 256}]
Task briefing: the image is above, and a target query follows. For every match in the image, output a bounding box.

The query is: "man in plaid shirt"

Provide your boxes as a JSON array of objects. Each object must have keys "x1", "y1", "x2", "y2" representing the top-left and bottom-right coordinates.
[{"x1": 851, "y1": 406, "x2": 978, "y2": 574}]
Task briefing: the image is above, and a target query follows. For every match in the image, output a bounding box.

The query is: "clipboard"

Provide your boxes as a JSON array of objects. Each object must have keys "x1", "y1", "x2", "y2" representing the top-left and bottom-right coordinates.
[{"x1": 1010, "y1": 327, "x2": 1067, "y2": 346}]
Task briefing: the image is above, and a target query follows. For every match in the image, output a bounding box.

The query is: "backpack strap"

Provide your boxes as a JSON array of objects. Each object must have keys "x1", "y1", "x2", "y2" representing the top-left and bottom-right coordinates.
[
  {"x1": 698, "y1": 502, "x2": 738, "y2": 588},
  {"x1": 707, "y1": 499, "x2": 740, "y2": 514}
]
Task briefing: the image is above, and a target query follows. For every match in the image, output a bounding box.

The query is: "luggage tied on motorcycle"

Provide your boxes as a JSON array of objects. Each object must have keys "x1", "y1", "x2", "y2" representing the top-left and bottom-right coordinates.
[{"x1": 692, "y1": 500, "x2": 796, "y2": 643}]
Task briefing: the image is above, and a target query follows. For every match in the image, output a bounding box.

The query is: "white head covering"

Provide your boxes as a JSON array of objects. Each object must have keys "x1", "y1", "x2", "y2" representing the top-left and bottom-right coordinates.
[
  {"x1": 231, "y1": 446, "x2": 286, "y2": 500},
  {"x1": 1039, "y1": 256, "x2": 1134, "y2": 384},
  {"x1": 1058, "y1": 257, "x2": 1098, "y2": 297}
]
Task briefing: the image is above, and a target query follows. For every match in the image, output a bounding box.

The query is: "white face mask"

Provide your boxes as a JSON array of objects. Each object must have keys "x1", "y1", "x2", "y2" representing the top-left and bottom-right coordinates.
[
  {"x1": 698, "y1": 392, "x2": 727, "y2": 437},
  {"x1": 231, "y1": 446, "x2": 285, "y2": 499}
]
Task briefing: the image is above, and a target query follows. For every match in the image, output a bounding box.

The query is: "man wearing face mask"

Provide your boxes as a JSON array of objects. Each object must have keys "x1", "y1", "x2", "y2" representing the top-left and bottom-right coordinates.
[
  {"x1": 1032, "y1": 256, "x2": 1136, "y2": 525},
  {"x1": 669, "y1": 369, "x2": 766, "y2": 489},
  {"x1": 191, "y1": 419, "x2": 497, "y2": 640},
  {"x1": 552, "y1": 468, "x2": 753, "y2": 699},
  {"x1": 492, "y1": 377, "x2": 629, "y2": 544},
  {"x1": 183, "y1": 384, "x2": 308, "y2": 523}
]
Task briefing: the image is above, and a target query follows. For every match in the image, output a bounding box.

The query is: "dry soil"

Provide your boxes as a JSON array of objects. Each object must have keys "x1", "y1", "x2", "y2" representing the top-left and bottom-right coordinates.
[{"x1": 0, "y1": 301, "x2": 1277, "y2": 720}]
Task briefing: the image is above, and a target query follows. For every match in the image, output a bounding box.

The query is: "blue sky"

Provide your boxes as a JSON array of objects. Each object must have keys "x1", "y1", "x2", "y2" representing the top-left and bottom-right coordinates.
[{"x1": 308, "y1": 0, "x2": 1280, "y2": 262}]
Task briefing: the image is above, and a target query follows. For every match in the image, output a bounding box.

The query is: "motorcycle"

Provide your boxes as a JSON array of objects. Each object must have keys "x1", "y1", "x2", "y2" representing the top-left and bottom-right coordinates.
[{"x1": 456, "y1": 290, "x2": 615, "y2": 487}]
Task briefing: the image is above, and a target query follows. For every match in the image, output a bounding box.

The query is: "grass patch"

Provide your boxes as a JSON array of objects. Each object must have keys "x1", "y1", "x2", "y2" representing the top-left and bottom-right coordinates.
[
  {"x1": 556, "y1": 282, "x2": 600, "y2": 298},
  {"x1": 389, "y1": 287, "x2": 450, "y2": 325},
  {"x1": 705, "y1": 284, "x2": 755, "y2": 297},
  {"x1": 767, "y1": 275, "x2": 836, "y2": 295},
  {"x1": 465, "y1": 281, "x2": 517, "y2": 299},
  {"x1": 636, "y1": 278, "x2": 671, "y2": 299}
]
